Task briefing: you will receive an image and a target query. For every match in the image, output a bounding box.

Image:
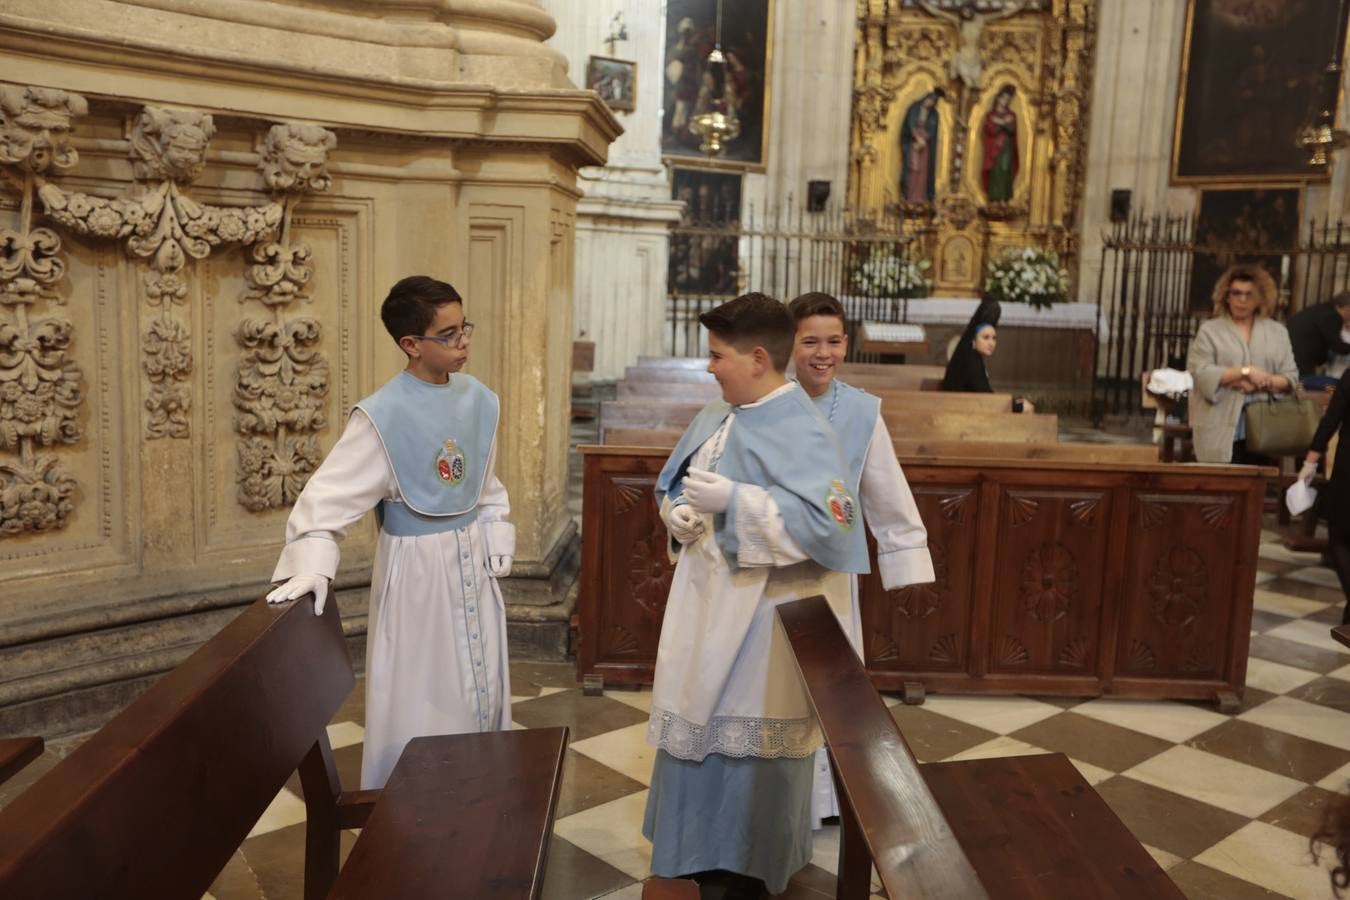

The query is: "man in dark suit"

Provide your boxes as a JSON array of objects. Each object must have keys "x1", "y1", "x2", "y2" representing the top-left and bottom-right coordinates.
[{"x1": 1287, "y1": 292, "x2": 1350, "y2": 387}]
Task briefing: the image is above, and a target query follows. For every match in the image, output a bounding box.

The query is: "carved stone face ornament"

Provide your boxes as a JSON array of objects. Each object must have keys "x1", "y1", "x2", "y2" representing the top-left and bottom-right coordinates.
[
  {"x1": 259, "y1": 123, "x2": 336, "y2": 194},
  {"x1": 0, "y1": 86, "x2": 87, "y2": 174},
  {"x1": 130, "y1": 107, "x2": 216, "y2": 184}
]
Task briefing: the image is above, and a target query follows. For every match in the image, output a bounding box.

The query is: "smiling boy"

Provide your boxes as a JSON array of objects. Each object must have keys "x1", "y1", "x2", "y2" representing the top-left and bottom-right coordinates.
[
  {"x1": 266, "y1": 275, "x2": 515, "y2": 789},
  {"x1": 644, "y1": 293, "x2": 868, "y2": 899},
  {"x1": 788, "y1": 291, "x2": 933, "y2": 826}
]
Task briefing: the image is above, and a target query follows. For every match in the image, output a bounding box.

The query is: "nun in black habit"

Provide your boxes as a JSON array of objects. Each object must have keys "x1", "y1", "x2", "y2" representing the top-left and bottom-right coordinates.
[{"x1": 940, "y1": 299, "x2": 1034, "y2": 411}]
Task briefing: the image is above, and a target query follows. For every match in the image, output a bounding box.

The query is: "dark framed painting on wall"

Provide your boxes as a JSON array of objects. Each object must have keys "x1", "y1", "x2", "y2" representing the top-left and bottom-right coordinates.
[
  {"x1": 1188, "y1": 187, "x2": 1300, "y2": 312},
  {"x1": 668, "y1": 168, "x2": 743, "y2": 296},
  {"x1": 660, "y1": 0, "x2": 772, "y2": 168},
  {"x1": 1173, "y1": 0, "x2": 1348, "y2": 183},
  {"x1": 586, "y1": 56, "x2": 637, "y2": 112}
]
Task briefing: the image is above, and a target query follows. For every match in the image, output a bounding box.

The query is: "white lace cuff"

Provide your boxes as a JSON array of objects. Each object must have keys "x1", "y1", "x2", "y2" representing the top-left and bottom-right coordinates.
[{"x1": 647, "y1": 707, "x2": 821, "y2": 761}]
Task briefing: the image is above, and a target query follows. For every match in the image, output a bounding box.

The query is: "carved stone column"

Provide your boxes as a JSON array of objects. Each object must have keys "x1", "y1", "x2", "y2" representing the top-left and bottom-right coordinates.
[{"x1": 0, "y1": 2, "x2": 619, "y2": 732}]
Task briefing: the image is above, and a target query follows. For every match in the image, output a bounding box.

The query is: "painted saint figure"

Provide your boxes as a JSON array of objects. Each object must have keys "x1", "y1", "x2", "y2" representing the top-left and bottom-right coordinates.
[
  {"x1": 981, "y1": 84, "x2": 1019, "y2": 202},
  {"x1": 901, "y1": 89, "x2": 945, "y2": 204}
]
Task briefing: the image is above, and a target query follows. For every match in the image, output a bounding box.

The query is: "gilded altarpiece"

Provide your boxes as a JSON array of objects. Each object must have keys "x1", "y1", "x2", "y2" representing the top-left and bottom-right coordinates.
[{"x1": 848, "y1": 0, "x2": 1096, "y2": 295}]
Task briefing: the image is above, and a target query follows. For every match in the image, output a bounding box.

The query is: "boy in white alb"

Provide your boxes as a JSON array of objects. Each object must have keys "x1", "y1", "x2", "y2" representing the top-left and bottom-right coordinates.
[
  {"x1": 267, "y1": 275, "x2": 515, "y2": 789},
  {"x1": 788, "y1": 291, "x2": 935, "y2": 827},
  {"x1": 645, "y1": 293, "x2": 869, "y2": 899}
]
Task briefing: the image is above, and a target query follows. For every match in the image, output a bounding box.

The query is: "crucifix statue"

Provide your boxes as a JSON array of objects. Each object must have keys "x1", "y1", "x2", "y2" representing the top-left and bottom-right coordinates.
[{"x1": 915, "y1": 0, "x2": 1031, "y2": 89}]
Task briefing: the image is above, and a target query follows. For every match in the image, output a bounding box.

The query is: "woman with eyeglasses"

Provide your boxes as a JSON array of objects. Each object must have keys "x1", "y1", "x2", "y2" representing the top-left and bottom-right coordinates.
[{"x1": 1186, "y1": 264, "x2": 1299, "y2": 464}]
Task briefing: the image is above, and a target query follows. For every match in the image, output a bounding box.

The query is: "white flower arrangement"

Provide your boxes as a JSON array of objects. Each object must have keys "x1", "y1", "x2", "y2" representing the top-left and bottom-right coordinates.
[
  {"x1": 851, "y1": 247, "x2": 932, "y2": 299},
  {"x1": 983, "y1": 246, "x2": 1069, "y2": 310}
]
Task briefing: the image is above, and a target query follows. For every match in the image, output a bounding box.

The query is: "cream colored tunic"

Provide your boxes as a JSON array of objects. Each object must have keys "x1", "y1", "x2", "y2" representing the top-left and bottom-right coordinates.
[{"x1": 1186, "y1": 316, "x2": 1298, "y2": 463}]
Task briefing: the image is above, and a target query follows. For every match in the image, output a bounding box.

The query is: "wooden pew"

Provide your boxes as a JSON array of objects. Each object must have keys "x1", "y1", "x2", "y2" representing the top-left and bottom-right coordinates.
[
  {"x1": 625, "y1": 360, "x2": 948, "y2": 391},
  {"x1": 0, "y1": 738, "x2": 42, "y2": 787},
  {"x1": 618, "y1": 380, "x2": 1014, "y2": 414},
  {"x1": 0, "y1": 598, "x2": 567, "y2": 900},
  {"x1": 1333, "y1": 625, "x2": 1350, "y2": 650},
  {"x1": 891, "y1": 439, "x2": 1159, "y2": 464},
  {"x1": 641, "y1": 877, "x2": 700, "y2": 899},
  {"x1": 601, "y1": 400, "x2": 1057, "y2": 447},
  {"x1": 777, "y1": 595, "x2": 1184, "y2": 900}
]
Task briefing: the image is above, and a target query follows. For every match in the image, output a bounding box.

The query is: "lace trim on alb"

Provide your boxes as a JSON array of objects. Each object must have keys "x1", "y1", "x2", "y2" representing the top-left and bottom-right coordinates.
[{"x1": 648, "y1": 707, "x2": 821, "y2": 761}]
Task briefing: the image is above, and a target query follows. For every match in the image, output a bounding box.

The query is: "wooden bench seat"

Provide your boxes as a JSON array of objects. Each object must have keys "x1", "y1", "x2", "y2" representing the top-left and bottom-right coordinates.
[
  {"x1": 331, "y1": 730, "x2": 566, "y2": 899},
  {"x1": 1333, "y1": 625, "x2": 1350, "y2": 650},
  {"x1": 776, "y1": 595, "x2": 1183, "y2": 900},
  {"x1": 0, "y1": 598, "x2": 567, "y2": 900},
  {"x1": 0, "y1": 738, "x2": 42, "y2": 787}
]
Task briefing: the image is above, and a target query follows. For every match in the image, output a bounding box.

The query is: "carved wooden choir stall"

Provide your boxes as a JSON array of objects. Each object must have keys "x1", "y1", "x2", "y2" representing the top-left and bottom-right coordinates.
[{"x1": 577, "y1": 444, "x2": 1266, "y2": 709}]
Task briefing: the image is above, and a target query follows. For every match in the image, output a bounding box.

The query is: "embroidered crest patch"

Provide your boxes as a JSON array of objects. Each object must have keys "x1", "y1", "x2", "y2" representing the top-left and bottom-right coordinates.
[
  {"x1": 434, "y1": 439, "x2": 466, "y2": 486},
  {"x1": 825, "y1": 479, "x2": 857, "y2": 531}
]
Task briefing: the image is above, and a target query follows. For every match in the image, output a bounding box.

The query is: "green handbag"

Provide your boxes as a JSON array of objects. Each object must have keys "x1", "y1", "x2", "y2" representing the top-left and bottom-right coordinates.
[{"x1": 1243, "y1": 395, "x2": 1323, "y2": 457}]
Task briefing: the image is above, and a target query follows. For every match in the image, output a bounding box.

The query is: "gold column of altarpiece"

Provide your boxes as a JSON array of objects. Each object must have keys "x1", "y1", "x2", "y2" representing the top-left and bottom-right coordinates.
[{"x1": 848, "y1": 0, "x2": 1096, "y2": 296}]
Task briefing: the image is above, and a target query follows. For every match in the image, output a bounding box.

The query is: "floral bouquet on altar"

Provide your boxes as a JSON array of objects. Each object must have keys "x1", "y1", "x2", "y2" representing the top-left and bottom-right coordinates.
[
  {"x1": 849, "y1": 246, "x2": 931, "y2": 299},
  {"x1": 983, "y1": 246, "x2": 1069, "y2": 310}
]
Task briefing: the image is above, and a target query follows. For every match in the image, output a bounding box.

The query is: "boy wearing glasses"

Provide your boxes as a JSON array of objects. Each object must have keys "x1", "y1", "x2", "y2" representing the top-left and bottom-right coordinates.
[{"x1": 267, "y1": 275, "x2": 514, "y2": 789}]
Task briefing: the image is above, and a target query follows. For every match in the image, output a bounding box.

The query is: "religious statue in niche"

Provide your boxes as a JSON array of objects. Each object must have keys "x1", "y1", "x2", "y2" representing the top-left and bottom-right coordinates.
[
  {"x1": 914, "y1": 0, "x2": 1033, "y2": 89},
  {"x1": 981, "y1": 84, "x2": 1019, "y2": 202},
  {"x1": 901, "y1": 88, "x2": 946, "y2": 204}
]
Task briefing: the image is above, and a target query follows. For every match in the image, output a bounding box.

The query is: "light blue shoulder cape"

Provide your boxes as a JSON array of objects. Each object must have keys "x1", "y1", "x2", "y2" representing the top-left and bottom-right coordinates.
[
  {"x1": 655, "y1": 385, "x2": 869, "y2": 574},
  {"x1": 809, "y1": 379, "x2": 881, "y2": 493},
  {"x1": 354, "y1": 370, "x2": 498, "y2": 517}
]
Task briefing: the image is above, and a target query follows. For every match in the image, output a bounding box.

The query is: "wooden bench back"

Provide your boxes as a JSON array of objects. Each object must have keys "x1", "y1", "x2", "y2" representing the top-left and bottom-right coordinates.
[
  {"x1": 617, "y1": 381, "x2": 1012, "y2": 413},
  {"x1": 0, "y1": 599, "x2": 353, "y2": 900},
  {"x1": 776, "y1": 596, "x2": 989, "y2": 900},
  {"x1": 626, "y1": 360, "x2": 947, "y2": 390}
]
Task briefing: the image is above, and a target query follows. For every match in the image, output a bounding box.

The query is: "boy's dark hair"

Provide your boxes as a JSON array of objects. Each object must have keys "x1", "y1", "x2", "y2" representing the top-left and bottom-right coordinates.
[
  {"x1": 380, "y1": 276, "x2": 463, "y2": 345},
  {"x1": 787, "y1": 291, "x2": 848, "y2": 327},
  {"x1": 699, "y1": 292, "x2": 795, "y2": 371}
]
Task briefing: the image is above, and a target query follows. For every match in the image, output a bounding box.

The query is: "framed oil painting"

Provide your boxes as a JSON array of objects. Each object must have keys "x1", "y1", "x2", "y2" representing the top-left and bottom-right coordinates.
[
  {"x1": 586, "y1": 55, "x2": 637, "y2": 112},
  {"x1": 661, "y1": 0, "x2": 772, "y2": 168},
  {"x1": 1188, "y1": 187, "x2": 1300, "y2": 312},
  {"x1": 1173, "y1": 0, "x2": 1348, "y2": 183},
  {"x1": 668, "y1": 168, "x2": 743, "y2": 296}
]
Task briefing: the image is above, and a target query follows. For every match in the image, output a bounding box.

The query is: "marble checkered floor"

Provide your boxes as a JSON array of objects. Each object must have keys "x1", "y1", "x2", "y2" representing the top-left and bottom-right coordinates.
[{"x1": 3, "y1": 527, "x2": 1348, "y2": 899}]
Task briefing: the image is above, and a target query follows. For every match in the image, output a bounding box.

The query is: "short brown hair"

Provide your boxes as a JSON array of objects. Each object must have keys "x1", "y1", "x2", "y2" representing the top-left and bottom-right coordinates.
[
  {"x1": 699, "y1": 292, "x2": 795, "y2": 371},
  {"x1": 787, "y1": 291, "x2": 847, "y2": 326},
  {"x1": 380, "y1": 276, "x2": 463, "y2": 345},
  {"x1": 1211, "y1": 264, "x2": 1276, "y2": 319}
]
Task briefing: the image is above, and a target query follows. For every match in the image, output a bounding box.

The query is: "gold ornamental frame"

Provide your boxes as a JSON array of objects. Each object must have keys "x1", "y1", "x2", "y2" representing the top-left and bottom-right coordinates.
[{"x1": 1170, "y1": 0, "x2": 1346, "y2": 186}]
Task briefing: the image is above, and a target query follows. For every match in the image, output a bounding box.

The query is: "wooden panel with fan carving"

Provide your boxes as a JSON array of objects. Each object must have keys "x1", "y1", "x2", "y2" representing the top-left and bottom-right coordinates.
[
  {"x1": 986, "y1": 487, "x2": 1112, "y2": 677},
  {"x1": 861, "y1": 484, "x2": 980, "y2": 674},
  {"x1": 1115, "y1": 491, "x2": 1246, "y2": 682},
  {"x1": 577, "y1": 452, "x2": 669, "y2": 684}
]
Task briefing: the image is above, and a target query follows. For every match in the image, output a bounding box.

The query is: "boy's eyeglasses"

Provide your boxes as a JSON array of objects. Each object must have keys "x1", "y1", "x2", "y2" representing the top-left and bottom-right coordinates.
[{"x1": 408, "y1": 322, "x2": 475, "y2": 347}]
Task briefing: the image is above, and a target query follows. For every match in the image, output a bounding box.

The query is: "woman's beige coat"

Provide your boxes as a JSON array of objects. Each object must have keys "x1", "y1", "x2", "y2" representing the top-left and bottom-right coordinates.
[{"x1": 1186, "y1": 316, "x2": 1299, "y2": 463}]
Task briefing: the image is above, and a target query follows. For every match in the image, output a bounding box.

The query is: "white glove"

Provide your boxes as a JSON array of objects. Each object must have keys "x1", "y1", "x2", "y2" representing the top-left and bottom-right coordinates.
[
  {"x1": 683, "y1": 468, "x2": 736, "y2": 514},
  {"x1": 266, "y1": 574, "x2": 330, "y2": 616},
  {"x1": 667, "y1": 502, "x2": 705, "y2": 545},
  {"x1": 488, "y1": 555, "x2": 513, "y2": 577},
  {"x1": 1298, "y1": 461, "x2": 1318, "y2": 485}
]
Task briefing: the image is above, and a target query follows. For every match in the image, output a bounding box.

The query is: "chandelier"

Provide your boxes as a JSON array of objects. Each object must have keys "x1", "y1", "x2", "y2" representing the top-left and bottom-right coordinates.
[
  {"x1": 688, "y1": 0, "x2": 741, "y2": 157},
  {"x1": 1299, "y1": 0, "x2": 1350, "y2": 167}
]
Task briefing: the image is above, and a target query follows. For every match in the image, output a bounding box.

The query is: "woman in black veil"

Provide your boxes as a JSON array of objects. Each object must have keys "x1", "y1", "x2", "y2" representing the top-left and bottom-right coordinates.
[{"x1": 940, "y1": 299, "x2": 1033, "y2": 411}]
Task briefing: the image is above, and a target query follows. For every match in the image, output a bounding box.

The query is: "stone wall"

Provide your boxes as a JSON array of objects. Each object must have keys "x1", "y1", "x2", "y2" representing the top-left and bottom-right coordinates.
[{"x1": 0, "y1": 0, "x2": 618, "y2": 735}]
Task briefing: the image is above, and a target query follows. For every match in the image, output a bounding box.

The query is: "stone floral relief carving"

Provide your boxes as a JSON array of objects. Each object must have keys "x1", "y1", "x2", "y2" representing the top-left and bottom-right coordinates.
[
  {"x1": 33, "y1": 102, "x2": 282, "y2": 439},
  {"x1": 234, "y1": 124, "x2": 336, "y2": 512},
  {"x1": 0, "y1": 86, "x2": 85, "y2": 536}
]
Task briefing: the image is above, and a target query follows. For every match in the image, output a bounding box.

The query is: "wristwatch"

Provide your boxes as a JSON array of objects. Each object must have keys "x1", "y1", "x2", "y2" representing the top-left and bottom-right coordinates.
[{"x1": 1241, "y1": 366, "x2": 1251, "y2": 378}]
